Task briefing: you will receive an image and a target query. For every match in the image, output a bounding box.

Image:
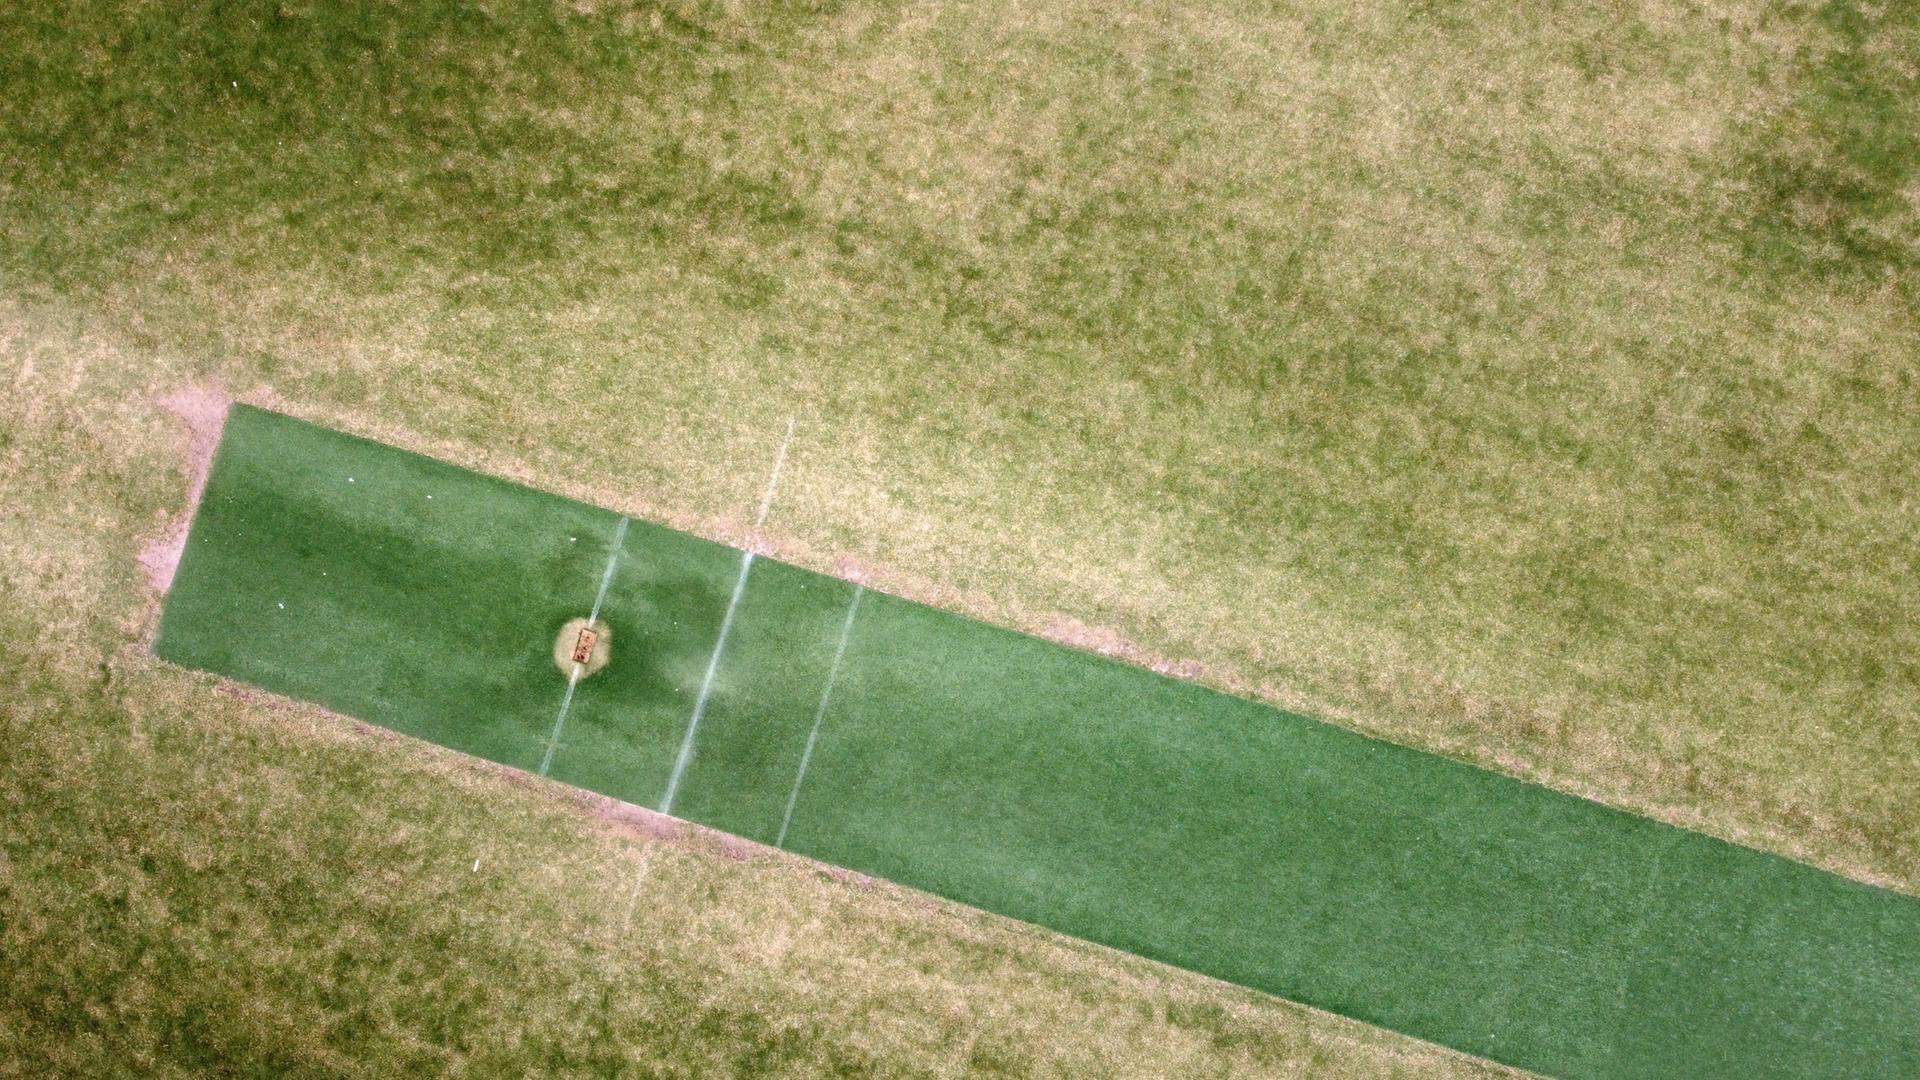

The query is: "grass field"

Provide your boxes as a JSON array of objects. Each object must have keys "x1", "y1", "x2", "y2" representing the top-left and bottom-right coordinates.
[
  {"x1": 153, "y1": 405, "x2": 1920, "y2": 1077},
  {"x1": 4, "y1": 0, "x2": 1918, "y2": 1073}
]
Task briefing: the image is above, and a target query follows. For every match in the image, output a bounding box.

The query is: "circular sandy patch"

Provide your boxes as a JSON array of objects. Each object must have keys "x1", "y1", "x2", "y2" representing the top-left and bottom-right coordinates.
[{"x1": 554, "y1": 617, "x2": 613, "y2": 676}]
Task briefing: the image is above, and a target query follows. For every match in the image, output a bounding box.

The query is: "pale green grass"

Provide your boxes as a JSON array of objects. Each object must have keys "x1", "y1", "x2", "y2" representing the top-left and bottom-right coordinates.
[{"x1": 2, "y1": 0, "x2": 1917, "y2": 1072}]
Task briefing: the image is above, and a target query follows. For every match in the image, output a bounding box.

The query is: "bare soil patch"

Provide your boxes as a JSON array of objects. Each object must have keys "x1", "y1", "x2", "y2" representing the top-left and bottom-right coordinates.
[
  {"x1": 552, "y1": 617, "x2": 612, "y2": 676},
  {"x1": 139, "y1": 385, "x2": 230, "y2": 594},
  {"x1": 1042, "y1": 613, "x2": 1208, "y2": 681}
]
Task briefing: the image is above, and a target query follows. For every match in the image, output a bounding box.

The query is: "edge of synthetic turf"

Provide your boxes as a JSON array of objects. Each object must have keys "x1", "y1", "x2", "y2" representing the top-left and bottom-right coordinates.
[
  {"x1": 151, "y1": 405, "x2": 1920, "y2": 904},
  {"x1": 147, "y1": 652, "x2": 1538, "y2": 1077},
  {"x1": 147, "y1": 404, "x2": 1920, "y2": 1077}
]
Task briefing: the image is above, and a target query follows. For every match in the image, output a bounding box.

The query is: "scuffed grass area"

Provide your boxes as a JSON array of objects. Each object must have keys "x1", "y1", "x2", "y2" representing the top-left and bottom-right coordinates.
[{"x1": 1, "y1": 0, "x2": 1917, "y2": 1071}]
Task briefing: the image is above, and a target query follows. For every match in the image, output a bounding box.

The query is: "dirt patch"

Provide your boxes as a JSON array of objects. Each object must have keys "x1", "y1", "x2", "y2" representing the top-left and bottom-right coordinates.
[
  {"x1": 139, "y1": 385, "x2": 230, "y2": 594},
  {"x1": 1041, "y1": 614, "x2": 1208, "y2": 680},
  {"x1": 573, "y1": 788, "x2": 687, "y2": 842},
  {"x1": 1042, "y1": 614, "x2": 1134, "y2": 657},
  {"x1": 811, "y1": 549, "x2": 997, "y2": 616},
  {"x1": 552, "y1": 617, "x2": 612, "y2": 676}
]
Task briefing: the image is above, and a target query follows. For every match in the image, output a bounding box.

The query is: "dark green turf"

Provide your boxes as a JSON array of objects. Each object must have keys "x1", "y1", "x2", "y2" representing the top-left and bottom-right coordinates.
[{"x1": 157, "y1": 406, "x2": 1920, "y2": 1079}]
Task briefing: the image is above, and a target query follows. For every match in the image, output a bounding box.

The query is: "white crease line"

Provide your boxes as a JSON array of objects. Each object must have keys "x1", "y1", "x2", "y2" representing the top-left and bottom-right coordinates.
[
  {"x1": 587, "y1": 516, "x2": 629, "y2": 625},
  {"x1": 776, "y1": 584, "x2": 864, "y2": 849},
  {"x1": 659, "y1": 548, "x2": 752, "y2": 814},
  {"x1": 539, "y1": 515, "x2": 628, "y2": 777},
  {"x1": 658, "y1": 416, "x2": 797, "y2": 815},
  {"x1": 539, "y1": 666, "x2": 584, "y2": 777}
]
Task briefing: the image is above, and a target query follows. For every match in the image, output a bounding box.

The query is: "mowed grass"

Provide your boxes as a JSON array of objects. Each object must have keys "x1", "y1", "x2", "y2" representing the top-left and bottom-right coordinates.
[
  {"x1": 158, "y1": 407, "x2": 1920, "y2": 1078},
  {"x1": 2, "y1": 0, "x2": 1917, "y2": 1073}
]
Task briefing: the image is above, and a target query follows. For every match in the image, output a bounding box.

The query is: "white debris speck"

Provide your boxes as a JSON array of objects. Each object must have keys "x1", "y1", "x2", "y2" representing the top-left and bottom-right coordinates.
[
  {"x1": 348, "y1": 477, "x2": 355, "y2": 483},
  {"x1": 427, "y1": 494, "x2": 433, "y2": 499},
  {"x1": 472, "y1": 858, "x2": 480, "y2": 872},
  {"x1": 569, "y1": 537, "x2": 577, "y2": 542},
  {"x1": 277, "y1": 602, "x2": 284, "y2": 609}
]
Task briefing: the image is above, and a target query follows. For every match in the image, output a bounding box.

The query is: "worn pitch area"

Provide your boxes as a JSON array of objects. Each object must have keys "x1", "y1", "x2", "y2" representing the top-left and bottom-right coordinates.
[{"x1": 155, "y1": 406, "x2": 1920, "y2": 1079}]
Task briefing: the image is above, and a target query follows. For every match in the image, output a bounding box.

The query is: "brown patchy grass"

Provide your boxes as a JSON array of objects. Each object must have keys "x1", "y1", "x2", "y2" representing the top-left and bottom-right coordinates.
[
  {"x1": 553, "y1": 617, "x2": 614, "y2": 676},
  {"x1": 2, "y1": 0, "x2": 1917, "y2": 1071},
  {"x1": 135, "y1": 385, "x2": 227, "y2": 593}
]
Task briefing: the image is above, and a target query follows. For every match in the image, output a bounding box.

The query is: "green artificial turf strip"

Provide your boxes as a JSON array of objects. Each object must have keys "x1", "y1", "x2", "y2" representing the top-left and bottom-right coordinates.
[
  {"x1": 795, "y1": 591, "x2": 1919, "y2": 1075},
  {"x1": 157, "y1": 405, "x2": 625, "y2": 773},
  {"x1": 158, "y1": 406, "x2": 1920, "y2": 1079}
]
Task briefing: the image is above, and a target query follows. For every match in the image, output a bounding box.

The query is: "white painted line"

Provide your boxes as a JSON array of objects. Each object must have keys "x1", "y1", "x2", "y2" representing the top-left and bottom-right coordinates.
[
  {"x1": 657, "y1": 416, "x2": 796, "y2": 815},
  {"x1": 539, "y1": 515, "x2": 629, "y2": 777},
  {"x1": 539, "y1": 666, "x2": 584, "y2": 777},
  {"x1": 776, "y1": 584, "x2": 863, "y2": 849},
  {"x1": 658, "y1": 549, "x2": 753, "y2": 814},
  {"x1": 587, "y1": 516, "x2": 630, "y2": 625}
]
